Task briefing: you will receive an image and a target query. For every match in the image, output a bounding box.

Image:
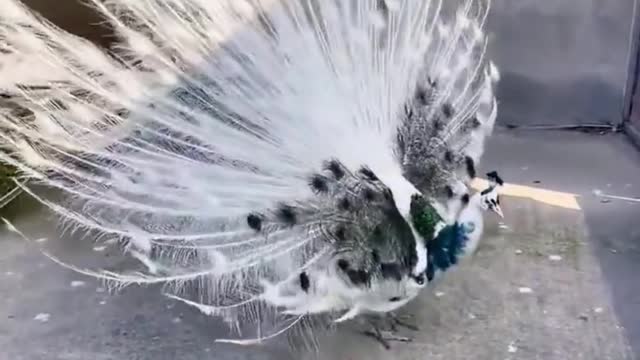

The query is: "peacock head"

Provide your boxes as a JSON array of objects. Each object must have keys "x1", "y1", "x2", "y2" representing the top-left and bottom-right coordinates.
[{"x1": 479, "y1": 171, "x2": 504, "y2": 218}]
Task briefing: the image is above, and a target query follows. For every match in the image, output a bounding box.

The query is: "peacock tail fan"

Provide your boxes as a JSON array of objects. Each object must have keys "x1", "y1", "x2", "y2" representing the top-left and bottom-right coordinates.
[{"x1": 0, "y1": 0, "x2": 499, "y2": 345}]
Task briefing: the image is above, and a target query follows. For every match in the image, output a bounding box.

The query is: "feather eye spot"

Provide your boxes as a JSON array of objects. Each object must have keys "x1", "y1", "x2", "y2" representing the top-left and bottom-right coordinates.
[
  {"x1": 358, "y1": 166, "x2": 378, "y2": 181},
  {"x1": 324, "y1": 160, "x2": 345, "y2": 180},
  {"x1": 363, "y1": 188, "x2": 377, "y2": 202},
  {"x1": 371, "y1": 250, "x2": 381, "y2": 263},
  {"x1": 47, "y1": 98, "x2": 68, "y2": 111},
  {"x1": 444, "y1": 150, "x2": 455, "y2": 163},
  {"x1": 382, "y1": 188, "x2": 393, "y2": 201},
  {"x1": 465, "y1": 156, "x2": 476, "y2": 179},
  {"x1": 372, "y1": 226, "x2": 383, "y2": 238},
  {"x1": 442, "y1": 103, "x2": 454, "y2": 118},
  {"x1": 338, "y1": 197, "x2": 351, "y2": 211},
  {"x1": 471, "y1": 116, "x2": 482, "y2": 128},
  {"x1": 247, "y1": 213, "x2": 263, "y2": 231},
  {"x1": 404, "y1": 104, "x2": 414, "y2": 118},
  {"x1": 389, "y1": 296, "x2": 402, "y2": 302},
  {"x1": 334, "y1": 226, "x2": 346, "y2": 241},
  {"x1": 309, "y1": 174, "x2": 329, "y2": 193},
  {"x1": 337, "y1": 259, "x2": 350, "y2": 270},
  {"x1": 415, "y1": 86, "x2": 428, "y2": 105},
  {"x1": 276, "y1": 204, "x2": 297, "y2": 226},
  {"x1": 299, "y1": 272, "x2": 310, "y2": 292},
  {"x1": 461, "y1": 193, "x2": 470, "y2": 204},
  {"x1": 376, "y1": 0, "x2": 389, "y2": 18}
]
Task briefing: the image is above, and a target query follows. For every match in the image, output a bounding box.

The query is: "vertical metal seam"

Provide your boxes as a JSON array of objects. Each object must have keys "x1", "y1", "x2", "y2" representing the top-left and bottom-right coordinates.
[{"x1": 622, "y1": 0, "x2": 640, "y2": 125}]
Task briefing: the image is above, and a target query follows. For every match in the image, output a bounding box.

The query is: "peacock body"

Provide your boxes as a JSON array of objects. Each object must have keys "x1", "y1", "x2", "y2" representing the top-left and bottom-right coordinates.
[{"x1": 0, "y1": 0, "x2": 502, "y2": 346}]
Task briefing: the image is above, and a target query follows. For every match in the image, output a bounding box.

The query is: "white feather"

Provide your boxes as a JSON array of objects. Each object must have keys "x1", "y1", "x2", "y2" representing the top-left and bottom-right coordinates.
[{"x1": 0, "y1": 0, "x2": 498, "y2": 343}]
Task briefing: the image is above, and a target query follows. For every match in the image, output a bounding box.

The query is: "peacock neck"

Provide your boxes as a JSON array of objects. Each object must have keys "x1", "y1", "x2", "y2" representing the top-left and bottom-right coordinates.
[
  {"x1": 454, "y1": 193, "x2": 485, "y2": 255},
  {"x1": 424, "y1": 193, "x2": 486, "y2": 282}
]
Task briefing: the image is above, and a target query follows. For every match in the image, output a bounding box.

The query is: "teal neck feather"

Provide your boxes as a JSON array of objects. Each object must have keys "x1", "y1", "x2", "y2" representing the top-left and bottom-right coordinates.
[
  {"x1": 425, "y1": 222, "x2": 474, "y2": 280},
  {"x1": 424, "y1": 194, "x2": 484, "y2": 281},
  {"x1": 410, "y1": 197, "x2": 444, "y2": 241}
]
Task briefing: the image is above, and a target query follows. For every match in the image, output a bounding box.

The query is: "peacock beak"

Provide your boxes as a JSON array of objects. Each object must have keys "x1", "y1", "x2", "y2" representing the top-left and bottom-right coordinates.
[{"x1": 493, "y1": 205, "x2": 504, "y2": 219}]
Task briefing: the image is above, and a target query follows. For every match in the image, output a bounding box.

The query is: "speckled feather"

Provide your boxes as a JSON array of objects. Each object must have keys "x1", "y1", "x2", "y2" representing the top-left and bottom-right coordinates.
[{"x1": 0, "y1": 0, "x2": 499, "y2": 345}]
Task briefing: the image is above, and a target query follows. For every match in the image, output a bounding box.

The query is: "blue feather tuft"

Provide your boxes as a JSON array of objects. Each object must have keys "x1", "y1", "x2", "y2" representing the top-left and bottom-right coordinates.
[{"x1": 426, "y1": 222, "x2": 475, "y2": 275}]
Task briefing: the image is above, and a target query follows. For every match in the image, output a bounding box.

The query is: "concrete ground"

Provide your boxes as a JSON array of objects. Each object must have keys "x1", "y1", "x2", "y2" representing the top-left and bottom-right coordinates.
[{"x1": 0, "y1": 128, "x2": 639, "y2": 360}]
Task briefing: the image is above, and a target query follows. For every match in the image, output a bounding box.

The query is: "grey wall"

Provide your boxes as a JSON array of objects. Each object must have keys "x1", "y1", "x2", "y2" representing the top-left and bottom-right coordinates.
[{"x1": 487, "y1": 0, "x2": 636, "y2": 127}]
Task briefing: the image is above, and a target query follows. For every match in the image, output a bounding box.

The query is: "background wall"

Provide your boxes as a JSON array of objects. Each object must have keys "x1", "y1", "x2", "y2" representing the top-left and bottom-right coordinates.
[{"x1": 487, "y1": 0, "x2": 637, "y2": 127}]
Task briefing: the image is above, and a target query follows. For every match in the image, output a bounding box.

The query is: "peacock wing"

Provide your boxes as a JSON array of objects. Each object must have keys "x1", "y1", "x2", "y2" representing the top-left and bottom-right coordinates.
[{"x1": 395, "y1": 0, "x2": 500, "y2": 199}]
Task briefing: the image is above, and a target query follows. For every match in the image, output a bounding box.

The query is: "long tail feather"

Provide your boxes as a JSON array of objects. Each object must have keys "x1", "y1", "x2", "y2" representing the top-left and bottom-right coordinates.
[{"x1": 0, "y1": 0, "x2": 497, "y2": 343}]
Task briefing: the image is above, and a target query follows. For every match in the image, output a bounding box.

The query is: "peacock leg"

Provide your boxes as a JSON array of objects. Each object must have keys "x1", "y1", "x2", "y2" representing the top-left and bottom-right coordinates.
[
  {"x1": 359, "y1": 315, "x2": 413, "y2": 349},
  {"x1": 387, "y1": 312, "x2": 420, "y2": 331},
  {"x1": 361, "y1": 328, "x2": 412, "y2": 349}
]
